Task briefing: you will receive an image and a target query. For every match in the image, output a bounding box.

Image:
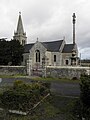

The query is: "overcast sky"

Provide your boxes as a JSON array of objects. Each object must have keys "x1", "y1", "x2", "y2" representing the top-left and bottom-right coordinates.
[{"x1": 0, "y1": 0, "x2": 90, "y2": 59}]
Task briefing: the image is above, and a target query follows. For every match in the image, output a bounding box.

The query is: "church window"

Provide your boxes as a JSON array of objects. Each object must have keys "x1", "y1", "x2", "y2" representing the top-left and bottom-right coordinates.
[
  {"x1": 36, "y1": 50, "x2": 40, "y2": 62},
  {"x1": 54, "y1": 55, "x2": 56, "y2": 62},
  {"x1": 66, "y1": 60, "x2": 69, "y2": 65},
  {"x1": 22, "y1": 40, "x2": 25, "y2": 46}
]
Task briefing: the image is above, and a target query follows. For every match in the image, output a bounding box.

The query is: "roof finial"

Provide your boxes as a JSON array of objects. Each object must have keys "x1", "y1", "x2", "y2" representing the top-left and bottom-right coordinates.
[{"x1": 19, "y1": 11, "x2": 21, "y2": 15}]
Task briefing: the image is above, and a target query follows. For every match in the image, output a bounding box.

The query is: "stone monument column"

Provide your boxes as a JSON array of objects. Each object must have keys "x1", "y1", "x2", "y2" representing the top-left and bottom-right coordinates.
[{"x1": 72, "y1": 13, "x2": 76, "y2": 44}]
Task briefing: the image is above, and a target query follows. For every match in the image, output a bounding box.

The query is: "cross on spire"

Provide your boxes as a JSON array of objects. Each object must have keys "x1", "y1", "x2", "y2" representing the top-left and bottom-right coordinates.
[{"x1": 19, "y1": 11, "x2": 21, "y2": 15}]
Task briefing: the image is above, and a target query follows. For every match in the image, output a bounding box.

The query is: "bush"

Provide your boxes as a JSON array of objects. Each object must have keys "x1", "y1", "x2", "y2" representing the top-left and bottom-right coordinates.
[
  {"x1": 72, "y1": 77, "x2": 78, "y2": 80},
  {"x1": 73, "y1": 75, "x2": 90, "y2": 119},
  {"x1": 0, "y1": 80, "x2": 50, "y2": 112}
]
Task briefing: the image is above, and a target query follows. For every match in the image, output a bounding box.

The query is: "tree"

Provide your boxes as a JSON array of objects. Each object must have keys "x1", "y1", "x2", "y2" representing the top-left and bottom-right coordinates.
[
  {"x1": 80, "y1": 75, "x2": 90, "y2": 119},
  {"x1": 0, "y1": 39, "x2": 24, "y2": 65},
  {"x1": 0, "y1": 39, "x2": 11, "y2": 65},
  {"x1": 9, "y1": 40, "x2": 24, "y2": 65},
  {"x1": 73, "y1": 75, "x2": 90, "y2": 120}
]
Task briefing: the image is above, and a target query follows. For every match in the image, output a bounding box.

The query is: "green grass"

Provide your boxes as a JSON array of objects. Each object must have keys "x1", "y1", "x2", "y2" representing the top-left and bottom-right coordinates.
[
  {"x1": 0, "y1": 74, "x2": 80, "y2": 84},
  {"x1": 0, "y1": 76, "x2": 80, "y2": 120},
  {"x1": 32, "y1": 77, "x2": 80, "y2": 83},
  {"x1": 0, "y1": 95, "x2": 79, "y2": 120},
  {"x1": 0, "y1": 74, "x2": 27, "y2": 78}
]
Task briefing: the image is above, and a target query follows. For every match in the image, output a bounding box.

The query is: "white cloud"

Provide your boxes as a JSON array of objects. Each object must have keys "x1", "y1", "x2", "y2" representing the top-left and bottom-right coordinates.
[{"x1": 0, "y1": 0, "x2": 89, "y2": 58}]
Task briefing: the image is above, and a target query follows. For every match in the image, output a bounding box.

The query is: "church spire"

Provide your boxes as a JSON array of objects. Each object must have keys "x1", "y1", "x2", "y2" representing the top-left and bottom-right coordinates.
[
  {"x1": 16, "y1": 12, "x2": 24, "y2": 34},
  {"x1": 13, "y1": 12, "x2": 27, "y2": 45}
]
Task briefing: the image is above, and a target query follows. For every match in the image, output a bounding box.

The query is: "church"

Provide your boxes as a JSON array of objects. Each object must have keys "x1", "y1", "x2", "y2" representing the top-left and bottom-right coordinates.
[{"x1": 13, "y1": 12, "x2": 79, "y2": 68}]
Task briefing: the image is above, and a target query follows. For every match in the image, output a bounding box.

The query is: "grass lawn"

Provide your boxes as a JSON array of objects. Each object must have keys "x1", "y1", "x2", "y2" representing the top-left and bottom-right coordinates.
[
  {"x1": 0, "y1": 74, "x2": 27, "y2": 78},
  {"x1": 0, "y1": 74, "x2": 80, "y2": 84},
  {"x1": 0, "y1": 75, "x2": 80, "y2": 119},
  {"x1": 32, "y1": 77, "x2": 80, "y2": 84},
  {"x1": 0, "y1": 95, "x2": 79, "y2": 120}
]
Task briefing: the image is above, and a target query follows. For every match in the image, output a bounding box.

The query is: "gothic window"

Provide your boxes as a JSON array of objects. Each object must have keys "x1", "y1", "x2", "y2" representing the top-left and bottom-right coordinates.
[
  {"x1": 66, "y1": 60, "x2": 68, "y2": 65},
  {"x1": 54, "y1": 55, "x2": 56, "y2": 62},
  {"x1": 36, "y1": 50, "x2": 40, "y2": 62},
  {"x1": 22, "y1": 40, "x2": 25, "y2": 46}
]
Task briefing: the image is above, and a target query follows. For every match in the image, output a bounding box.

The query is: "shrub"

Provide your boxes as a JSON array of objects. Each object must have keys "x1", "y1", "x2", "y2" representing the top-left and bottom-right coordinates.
[
  {"x1": 73, "y1": 75, "x2": 90, "y2": 119},
  {"x1": 0, "y1": 80, "x2": 50, "y2": 112}
]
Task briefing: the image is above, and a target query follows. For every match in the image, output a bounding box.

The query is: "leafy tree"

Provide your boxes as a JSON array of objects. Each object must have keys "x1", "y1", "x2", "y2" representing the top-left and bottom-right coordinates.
[
  {"x1": 0, "y1": 39, "x2": 11, "y2": 65},
  {"x1": 73, "y1": 75, "x2": 90, "y2": 120},
  {"x1": 0, "y1": 39, "x2": 24, "y2": 65},
  {"x1": 80, "y1": 75, "x2": 90, "y2": 119},
  {"x1": 9, "y1": 39, "x2": 24, "y2": 65}
]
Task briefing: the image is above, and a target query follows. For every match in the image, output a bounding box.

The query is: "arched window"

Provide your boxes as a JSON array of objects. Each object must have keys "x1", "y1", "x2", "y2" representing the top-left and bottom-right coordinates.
[
  {"x1": 54, "y1": 55, "x2": 56, "y2": 62},
  {"x1": 66, "y1": 60, "x2": 68, "y2": 65},
  {"x1": 36, "y1": 50, "x2": 40, "y2": 62}
]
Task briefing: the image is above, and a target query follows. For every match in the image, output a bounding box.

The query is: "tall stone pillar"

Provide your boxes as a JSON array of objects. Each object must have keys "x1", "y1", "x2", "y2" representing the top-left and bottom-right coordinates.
[{"x1": 72, "y1": 13, "x2": 76, "y2": 44}]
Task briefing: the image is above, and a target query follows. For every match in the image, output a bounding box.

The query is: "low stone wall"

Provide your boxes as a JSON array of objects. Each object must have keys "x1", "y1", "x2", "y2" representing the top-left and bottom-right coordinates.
[
  {"x1": 0, "y1": 66, "x2": 26, "y2": 75},
  {"x1": 1, "y1": 65, "x2": 88, "y2": 79},
  {"x1": 46, "y1": 66, "x2": 88, "y2": 79}
]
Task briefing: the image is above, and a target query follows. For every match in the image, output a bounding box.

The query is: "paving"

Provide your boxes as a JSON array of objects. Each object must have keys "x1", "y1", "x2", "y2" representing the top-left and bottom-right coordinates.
[
  {"x1": 51, "y1": 82, "x2": 80, "y2": 97},
  {"x1": 0, "y1": 78, "x2": 80, "y2": 97}
]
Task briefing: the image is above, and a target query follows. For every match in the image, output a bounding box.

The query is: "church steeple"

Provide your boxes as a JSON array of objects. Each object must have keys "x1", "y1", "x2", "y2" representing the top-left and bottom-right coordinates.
[
  {"x1": 16, "y1": 12, "x2": 24, "y2": 35},
  {"x1": 13, "y1": 12, "x2": 27, "y2": 45}
]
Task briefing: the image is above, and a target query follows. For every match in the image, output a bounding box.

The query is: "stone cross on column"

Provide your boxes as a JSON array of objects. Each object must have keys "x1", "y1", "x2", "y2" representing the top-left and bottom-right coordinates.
[{"x1": 72, "y1": 13, "x2": 76, "y2": 44}]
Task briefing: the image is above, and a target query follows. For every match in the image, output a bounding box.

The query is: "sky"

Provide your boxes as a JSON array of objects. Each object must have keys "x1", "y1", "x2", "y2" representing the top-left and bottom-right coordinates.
[{"x1": 0, "y1": 0, "x2": 90, "y2": 59}]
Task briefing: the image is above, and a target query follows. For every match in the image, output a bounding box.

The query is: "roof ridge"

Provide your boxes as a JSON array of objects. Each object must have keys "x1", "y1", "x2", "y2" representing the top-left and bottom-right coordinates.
[
  {"x1": 41, "y1": 39, "x2": 63, "y2": 43},
  {"x1": 65, "y1": 43, "x2": 74, "y2": 45},
  {"x1": 25, "y1": 43, "x2": 34, "y2": 45}
]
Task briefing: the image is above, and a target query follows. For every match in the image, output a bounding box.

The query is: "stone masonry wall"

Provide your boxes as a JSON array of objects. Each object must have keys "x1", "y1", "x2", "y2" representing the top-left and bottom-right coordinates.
[
  {"x1": 46, "y1": 66, "x2": 87, "y2": 79},
  {"x1": 0, "y1": 66, "x2": 26, "y2": 75}
]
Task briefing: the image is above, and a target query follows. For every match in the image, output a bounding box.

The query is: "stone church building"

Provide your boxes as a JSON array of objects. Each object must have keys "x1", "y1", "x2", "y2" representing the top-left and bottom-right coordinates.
[{"x1": 13, "y1": 12, "x2": 78, "y2": 68}]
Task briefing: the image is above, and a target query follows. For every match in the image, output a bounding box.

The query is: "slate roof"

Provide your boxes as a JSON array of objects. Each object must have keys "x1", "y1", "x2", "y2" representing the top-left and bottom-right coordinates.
[
  {"x1": 62, "y1": 44, "x2": 75, "y2": 53},
  {"x1": 24, "y1": 43, "x2": 34, "y2": 53},
  {"x1": 24, "y1": 41, "x2": 76, "y2": 53},
  {"x1": 24, "y1": 40, "x2": 64, "y2": 53},
  {"x1": 41, "y1": 40, "x2": 63, "y2": 52}
]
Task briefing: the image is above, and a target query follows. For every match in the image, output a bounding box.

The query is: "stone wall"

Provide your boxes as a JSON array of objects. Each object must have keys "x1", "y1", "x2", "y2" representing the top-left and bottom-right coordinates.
[
  {"x1": 0, "y1": 66, "x2": 26, "y2": 75},
  {"x1": 46, "y1": 66, "x2": 88, "y2": 79}
]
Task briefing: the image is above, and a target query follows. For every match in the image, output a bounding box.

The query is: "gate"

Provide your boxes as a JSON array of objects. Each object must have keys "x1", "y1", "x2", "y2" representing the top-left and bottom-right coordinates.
[{"x1": 31, "y1": 63, "x2": 43, "y2": 77}]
